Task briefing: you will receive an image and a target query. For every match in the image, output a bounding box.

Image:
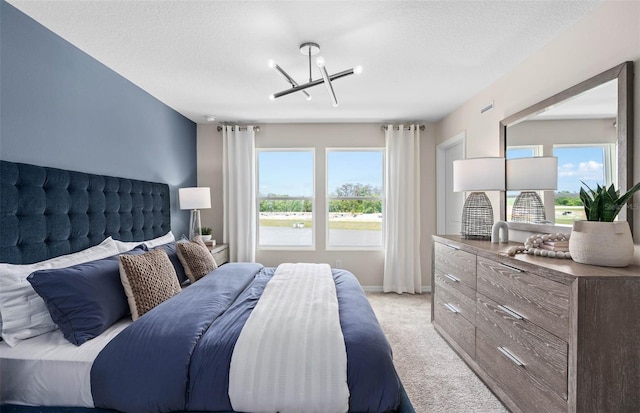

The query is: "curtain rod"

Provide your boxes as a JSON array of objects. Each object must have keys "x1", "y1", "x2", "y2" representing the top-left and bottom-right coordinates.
[
  {"x1": 380, "y1": 125, "x2": 425, "y2": 131},
  {"x1": 216, "y1": 125, "x2": 261, "y2": 132}
]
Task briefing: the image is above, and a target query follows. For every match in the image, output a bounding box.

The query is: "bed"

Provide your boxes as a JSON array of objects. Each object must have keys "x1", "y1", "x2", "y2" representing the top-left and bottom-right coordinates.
[{"x1": 0, "y1": 160, "x2": 414, "y2": 413}]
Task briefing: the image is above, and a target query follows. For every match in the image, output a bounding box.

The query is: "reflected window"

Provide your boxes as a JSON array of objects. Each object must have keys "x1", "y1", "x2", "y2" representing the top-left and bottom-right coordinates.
[{"x1": 552, "y1": 144, "x2": 615, "y2": 225}]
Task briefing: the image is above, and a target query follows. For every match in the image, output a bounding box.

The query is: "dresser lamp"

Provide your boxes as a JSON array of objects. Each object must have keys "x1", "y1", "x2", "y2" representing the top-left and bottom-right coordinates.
[
  {"x1": 179, "y1": 187, "x2": 211, "y2": 240},
  {"x1": 507, "y1": 157, "x2": 557, "y2": 224},
  {"x1": 453, "y1": 157, "x2": 505, "y2": 240}
]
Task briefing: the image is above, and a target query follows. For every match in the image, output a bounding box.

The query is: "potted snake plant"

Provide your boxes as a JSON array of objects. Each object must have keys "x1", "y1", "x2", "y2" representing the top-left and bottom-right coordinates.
[
  {"x1": 569, "y1": 181, "x2": 640, "y2": 267},
  {"x1": 200, "y1": 227, "x2": 212, "y2": 242}
]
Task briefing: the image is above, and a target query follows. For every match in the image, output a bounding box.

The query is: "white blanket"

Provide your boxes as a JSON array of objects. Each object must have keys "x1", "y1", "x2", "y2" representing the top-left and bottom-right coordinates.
[{"x1": 228, "y1": 263, "x2": 349, "y2": 413}]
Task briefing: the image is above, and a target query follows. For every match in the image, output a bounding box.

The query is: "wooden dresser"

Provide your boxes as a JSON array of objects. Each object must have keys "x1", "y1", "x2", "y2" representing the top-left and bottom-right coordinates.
[{"x1": 432, "y1": 235, "x2": 640, "y2": 413}]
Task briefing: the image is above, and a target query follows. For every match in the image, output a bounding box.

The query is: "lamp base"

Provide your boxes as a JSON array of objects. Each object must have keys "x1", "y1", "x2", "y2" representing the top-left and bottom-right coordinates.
[
  {"x1": 189, "y1": 209, "x2": 202, "y2": 240},
  {"x1": 511, "y1": 191, "x2": 546, "y2": 223},
  {"x1": 461, "y1": 192, "x2": 493, "y2": 240}
]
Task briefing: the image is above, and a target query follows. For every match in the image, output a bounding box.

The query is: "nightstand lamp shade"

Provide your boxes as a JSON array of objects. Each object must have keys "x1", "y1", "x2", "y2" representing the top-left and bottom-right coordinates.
[
  {"x1": 453, "y1": 158, "x2": 505, "y2": 240},
  {"x1": 507, "y1": 157, "x2": 557, "y2": 223},
  {"x1": 179, "y1": 187, "x2": 211, "y2": 240}
]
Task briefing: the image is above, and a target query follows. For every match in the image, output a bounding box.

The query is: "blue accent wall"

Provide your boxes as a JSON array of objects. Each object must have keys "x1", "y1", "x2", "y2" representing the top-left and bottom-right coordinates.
[{"x1": 0, "y1": 1, "x2": 196, "y2": 236}]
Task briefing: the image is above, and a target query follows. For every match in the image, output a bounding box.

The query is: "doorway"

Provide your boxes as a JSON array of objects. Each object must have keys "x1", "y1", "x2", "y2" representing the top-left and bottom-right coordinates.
[{"x1": 436, "y1": 132, "x2": 465, "y2": 235}]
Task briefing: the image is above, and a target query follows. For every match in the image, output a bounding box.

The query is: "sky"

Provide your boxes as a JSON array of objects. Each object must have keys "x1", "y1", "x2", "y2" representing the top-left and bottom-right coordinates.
[
  {"x1": 258, "y1": 150, "x2": 383, "y2": 197},
  {"x1": 261, "y1": 146, "x2": 606, "y2": 198},
  {"x1": 507, "y1": 146, "x2": 606, "y2": 194}
]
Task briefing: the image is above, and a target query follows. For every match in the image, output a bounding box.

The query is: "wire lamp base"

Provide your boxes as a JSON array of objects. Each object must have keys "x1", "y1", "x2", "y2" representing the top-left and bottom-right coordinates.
[
  {"x1": 511, "y1": 191, "x2": 546, "y2": 223},
  {"x1": 461, "y1": 192, "x2": 493, "y2": 240}
]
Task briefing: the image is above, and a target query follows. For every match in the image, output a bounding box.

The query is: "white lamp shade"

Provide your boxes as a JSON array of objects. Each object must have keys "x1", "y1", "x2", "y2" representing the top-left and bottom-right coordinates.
[
  {"x1": 507, "y1": 157, "x2": 558, "y2": 190},
  {"x1": 453, "y1": 157, "x2": 505, "y2": 192},
  {"x1": 179, "y1": 187, "x2": 211, "y2": 210}
]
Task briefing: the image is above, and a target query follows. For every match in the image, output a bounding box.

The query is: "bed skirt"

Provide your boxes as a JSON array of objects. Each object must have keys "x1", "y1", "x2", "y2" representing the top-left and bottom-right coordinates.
[{"x1": 1, "y1": 383, "x2": 416, "y2": 413}]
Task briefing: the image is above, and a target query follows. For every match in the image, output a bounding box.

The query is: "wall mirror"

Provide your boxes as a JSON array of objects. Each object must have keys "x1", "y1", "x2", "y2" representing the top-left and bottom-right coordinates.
[{"x1": 500, "y1": 61, "x2": 634, "y2": 234}]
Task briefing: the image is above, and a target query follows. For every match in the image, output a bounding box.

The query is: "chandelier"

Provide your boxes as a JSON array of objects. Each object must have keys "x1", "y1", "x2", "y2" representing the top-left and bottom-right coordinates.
[{"x1": 268, "y1": 42, "x2": 362, "y2": 107}]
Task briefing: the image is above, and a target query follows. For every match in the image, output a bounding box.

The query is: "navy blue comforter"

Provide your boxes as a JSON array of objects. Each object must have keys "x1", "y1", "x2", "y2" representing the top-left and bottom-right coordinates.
[{"x1": 91, "y1": 264, "x2": 400, "y2": 413}]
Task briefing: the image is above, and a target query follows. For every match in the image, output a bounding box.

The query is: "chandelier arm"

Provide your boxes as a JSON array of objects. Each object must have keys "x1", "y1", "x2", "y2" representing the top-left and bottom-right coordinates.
[
  {"x1": 271, "y1": 68, "x2": 355, "y2": 100},
  {"x1": 308, "y1": 47, "x2": 312, "y2": 83},
  {"x1": 272, "y1": 63, "x2": 311, "y2": 100},
  {"x1": 319, "y1": 66, "x2": 338, "y2": 107}
]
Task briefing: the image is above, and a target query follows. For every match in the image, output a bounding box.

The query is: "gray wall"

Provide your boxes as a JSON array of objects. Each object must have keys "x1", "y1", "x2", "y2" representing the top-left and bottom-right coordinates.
[{"x1": 0, "y1": 1, "x2": 196, "y2": 236}]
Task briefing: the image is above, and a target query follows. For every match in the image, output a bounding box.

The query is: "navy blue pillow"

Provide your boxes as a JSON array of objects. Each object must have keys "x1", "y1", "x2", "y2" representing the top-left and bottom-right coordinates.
[
  {"x1": 152, "y1": 242, "x2": 188, "y2": 284},
  {"x1": 27, "y1": 248, "x2": 145, "y2": 346}
]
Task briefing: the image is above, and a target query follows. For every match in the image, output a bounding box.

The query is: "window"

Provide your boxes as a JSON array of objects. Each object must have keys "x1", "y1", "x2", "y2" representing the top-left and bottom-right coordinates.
[
  {"x1": 553, "y1": 144, "x2": 614, "y2": 224},
  {"x1": 326, "y1": 149, "x2": 384, "y2": 249},
  {"x1": 257, "y1": 149, "x2": 314, "y2": 248}
]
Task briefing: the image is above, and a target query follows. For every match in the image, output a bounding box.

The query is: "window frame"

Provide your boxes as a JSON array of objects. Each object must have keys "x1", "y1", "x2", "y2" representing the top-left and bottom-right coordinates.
[
  {"x1": 325, "y1": 147, "x2": 385, "y2": 251},
  {"x1": 256, "y1": 148, "x2": 316, "y2": 251}
]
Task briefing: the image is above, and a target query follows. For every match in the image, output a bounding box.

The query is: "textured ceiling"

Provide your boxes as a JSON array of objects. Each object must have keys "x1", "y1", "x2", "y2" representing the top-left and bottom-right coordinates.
[{"x1": 7, "y1": 0, "x2": 604, "y2": 124}]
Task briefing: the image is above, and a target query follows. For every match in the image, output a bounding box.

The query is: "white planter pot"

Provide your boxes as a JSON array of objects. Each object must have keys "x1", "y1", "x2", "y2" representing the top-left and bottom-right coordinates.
[
  {"x1": 569, "y1": 221, "x2": 634, "y2": 267},
  {"x1": 201, "y1": 235, "x2": 212, "y2": 242}
]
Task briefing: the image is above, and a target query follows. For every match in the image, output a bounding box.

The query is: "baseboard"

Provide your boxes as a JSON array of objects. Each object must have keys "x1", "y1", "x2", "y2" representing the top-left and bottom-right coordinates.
[{"x1": 363, "y1": 286, "x2": 432, "y2": 293}]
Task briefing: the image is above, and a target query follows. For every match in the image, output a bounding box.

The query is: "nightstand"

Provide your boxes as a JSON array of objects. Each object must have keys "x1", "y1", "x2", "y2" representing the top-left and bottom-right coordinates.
[{"x1": 207, "y1": 243, "x2": 229, "y2": 266}]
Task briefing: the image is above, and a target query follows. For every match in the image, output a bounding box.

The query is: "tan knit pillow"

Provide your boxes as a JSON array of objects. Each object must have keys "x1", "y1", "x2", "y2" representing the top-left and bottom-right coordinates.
[
  {"x1": 119, "y1": 248, "x2": 182, "y2": 320},
  {"x1": 176, "y1": 237, "x2": 218, "y2": 283}
]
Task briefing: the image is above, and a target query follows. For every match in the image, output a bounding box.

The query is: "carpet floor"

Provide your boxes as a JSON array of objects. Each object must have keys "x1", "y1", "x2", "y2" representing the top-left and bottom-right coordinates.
[{"x1": 367, "y1": 292, "x2": 508, "y2": 413}]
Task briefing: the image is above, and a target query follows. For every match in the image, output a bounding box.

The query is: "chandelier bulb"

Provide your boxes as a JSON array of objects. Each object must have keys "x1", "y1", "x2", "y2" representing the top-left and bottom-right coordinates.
[
  {"x1": 353, "y1": 65, "x2": 363, "y2": 75},
  {"x1": 268, "y1": 94, "x2": 275, "y2": 101},
  {"x1": 316, "y1": 56, "x2": 325, "y2": 68},
  {"x1": 267, "y1": 59, "x2": 276, "y2": 69}
]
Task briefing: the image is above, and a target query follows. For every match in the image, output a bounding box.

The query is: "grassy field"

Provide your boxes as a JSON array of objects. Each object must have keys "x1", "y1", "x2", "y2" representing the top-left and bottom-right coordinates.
[
  {"x1": 554, "y1": 206, "x2": 585, "y2": 225},
  {"x1": 259, "y1": 219, "x2": 381, "y2": 230}
]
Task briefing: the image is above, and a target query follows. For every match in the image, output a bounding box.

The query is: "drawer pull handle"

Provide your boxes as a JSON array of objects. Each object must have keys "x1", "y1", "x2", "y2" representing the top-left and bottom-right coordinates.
[
  {"x1": 498, "y1": 263, "x2": 523, "y2": 273},
  {"x1": 442, "y1": 243, "x2": 460, "y2": 251},
  {"x1": 498, "y1": 304, "x2": 524, "y2": 320},
  {"x1": 443, "y1": 273, "x2": 461, "y2": 282},
  {"x1": 498, "y1": 346, "x2": 525, "y2": 367},
  {"x1": 444, "y1": 303, "x2": 460, "y2": 313}
]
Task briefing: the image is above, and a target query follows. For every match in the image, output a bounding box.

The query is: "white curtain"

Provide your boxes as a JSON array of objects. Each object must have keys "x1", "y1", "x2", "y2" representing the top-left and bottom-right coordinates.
[
  {"x1": 383, "y1": 124, "x2": 422, "y2": 294},
  {"x1": 223, "y1": 125, "x2": 256, "y2": 262}
]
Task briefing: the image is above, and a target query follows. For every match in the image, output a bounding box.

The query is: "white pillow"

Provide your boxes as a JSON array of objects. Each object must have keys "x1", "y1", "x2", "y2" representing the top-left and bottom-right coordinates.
[
  {"x1": 112, "y1": 232, "x2": 175, "y2": 253},
  {"x1": 143, "y1": 231, "x2": 175, "y2": 249},
  {"x1": 113, "y1": 240, "x2": 145, "y2": 253},
  {"x1": 0, "y1": 237, "x2": 120, "y2": 346}
]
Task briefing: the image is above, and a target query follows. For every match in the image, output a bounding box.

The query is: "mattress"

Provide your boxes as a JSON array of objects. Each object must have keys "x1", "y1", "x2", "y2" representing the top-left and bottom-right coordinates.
[{"x1": 0, "y1": 319, "x2": 131, "y2": 407}]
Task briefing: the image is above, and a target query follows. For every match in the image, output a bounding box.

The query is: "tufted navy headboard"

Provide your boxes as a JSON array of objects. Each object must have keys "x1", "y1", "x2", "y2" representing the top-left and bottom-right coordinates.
[{"x1": 0, "y1": 161, "x2": 171, "y2": 264}]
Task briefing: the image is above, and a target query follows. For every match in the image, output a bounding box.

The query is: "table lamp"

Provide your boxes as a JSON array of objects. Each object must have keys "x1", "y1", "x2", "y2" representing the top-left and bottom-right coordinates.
[
  {"x1": 179, "y1": 187, "x2": 211, "y2": 240},
  {"x1": 507, "y1": 157, "x2": 557, "y2": 223},
  {"x1": 453, "y1": 157, "x2": 505, "y2": 239}
]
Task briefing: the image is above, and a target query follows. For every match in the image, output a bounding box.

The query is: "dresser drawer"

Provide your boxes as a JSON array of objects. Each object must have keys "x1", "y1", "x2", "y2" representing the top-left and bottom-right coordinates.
[
  {"x1": 476, "y1": 328, "x2": 566, "y2": 413},
  {"x1": 435, "y1": 275, "x2": 475, "y2": 325},
  {"x1": 434, "y1": 242, "x2": 476, "y2": 289},
  {"x1": 477, "y1": 257, "x2": 569, "y2": 341},
  {"x1": 476, "y1": 293, "x2": 568, "y2": 400},
  {"x1": 434, "y1": 292, "x2": 475, "y2": 359}
]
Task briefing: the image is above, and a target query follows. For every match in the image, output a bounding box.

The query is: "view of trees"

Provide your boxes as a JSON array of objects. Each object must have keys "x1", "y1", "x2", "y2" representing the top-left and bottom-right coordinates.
[
  {"x1": 259, "y1": 198, "x2": 312, "y2": 213},
  {"x1": 330, "y1": 183, "x2": 381, "y2": 214},
  {"x1": 554, "y1": 191, "x2": 583, "y2": 206},
  {"x1": 258, "y1": 183, "x2": 382, "y2": 214}
]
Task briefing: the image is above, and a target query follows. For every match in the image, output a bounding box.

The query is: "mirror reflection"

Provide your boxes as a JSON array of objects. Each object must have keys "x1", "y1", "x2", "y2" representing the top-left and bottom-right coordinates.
[{"x1": 506, "y1": 79, "x2": 618, "y2": 226}]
